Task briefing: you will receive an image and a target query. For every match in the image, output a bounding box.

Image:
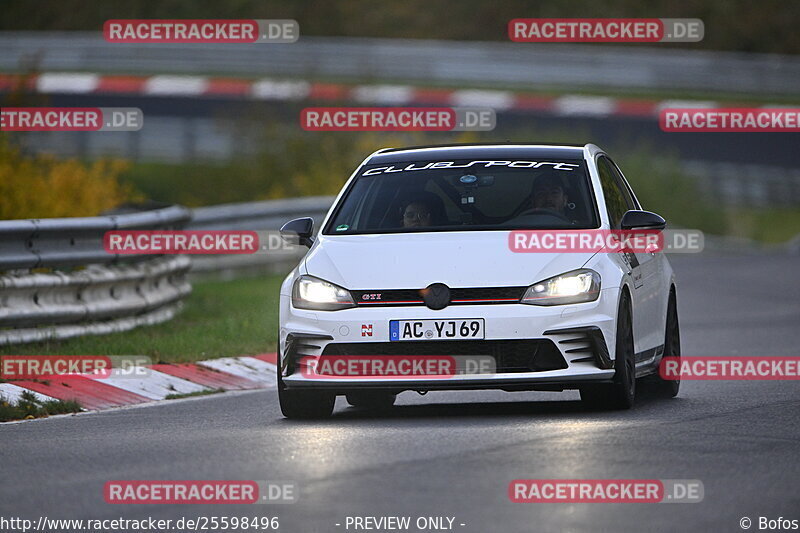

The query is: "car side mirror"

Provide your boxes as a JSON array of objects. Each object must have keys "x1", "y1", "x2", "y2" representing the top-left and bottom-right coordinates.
[
  {"x1": 620, "y1": 210, "x2": 666, "y2": 231},
  {"x1": 280, "y1": 217, "x2": 315, "y2": 248}
]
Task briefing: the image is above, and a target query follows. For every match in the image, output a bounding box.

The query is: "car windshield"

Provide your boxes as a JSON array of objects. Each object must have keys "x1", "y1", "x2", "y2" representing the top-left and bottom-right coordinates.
[{"x1": 324, "y1": 158, "x2": 599, "y2": 234}]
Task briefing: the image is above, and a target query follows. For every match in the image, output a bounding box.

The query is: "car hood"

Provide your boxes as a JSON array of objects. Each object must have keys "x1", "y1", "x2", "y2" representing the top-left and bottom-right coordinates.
[{"x1": 304, "y1": 232, "x2": 596, "y2": 289}]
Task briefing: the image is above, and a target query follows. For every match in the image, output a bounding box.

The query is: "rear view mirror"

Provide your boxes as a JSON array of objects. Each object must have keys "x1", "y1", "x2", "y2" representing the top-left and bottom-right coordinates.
[{"x1": 280, "y1": 217, "x2": 315, "y2": 248}]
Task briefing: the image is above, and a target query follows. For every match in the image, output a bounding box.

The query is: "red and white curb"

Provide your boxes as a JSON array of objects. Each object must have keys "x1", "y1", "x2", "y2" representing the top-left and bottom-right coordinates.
[
  {"x1": 0, "y1": 353, "x2": 278, "y2": 414},
  {"x1": 0, "y1": 383, "x2": 56, "y2": 404},
  {"x1": 0, "y1": 72, "x2": 767, "y2": 119}
]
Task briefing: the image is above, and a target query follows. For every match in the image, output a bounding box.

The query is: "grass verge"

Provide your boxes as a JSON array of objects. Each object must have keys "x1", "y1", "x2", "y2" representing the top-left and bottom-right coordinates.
[
  {"x1": 723, "y1": 208, "x2": 800, "y2": 244},
  {"x1": 0, "y1": 390, "x2": 82, "y2": 422},
  {"x1": 0, "y1": 274, "x2": 284, "y2": 363}
]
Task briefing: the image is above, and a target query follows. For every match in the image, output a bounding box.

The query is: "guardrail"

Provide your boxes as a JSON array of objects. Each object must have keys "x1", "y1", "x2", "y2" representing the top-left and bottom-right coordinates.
[
  {"x1": 187, "y1": 196, "x2": 334, "y2": 275},
  {"x1": 1, "y1": 32, "x2": 799, "y2": 95},
  {"x1": 189, "y1": 196, "x2": 333, "y2": 231},
  {"x1": 0, "y1": 205, "x2": 193, "y2": 346},
  {"x1": 0, "y1": 205, "x2": 191, "y2": 269},
  {"x1": 0, "y1": 198, "x2": 334, "y2": 346}
]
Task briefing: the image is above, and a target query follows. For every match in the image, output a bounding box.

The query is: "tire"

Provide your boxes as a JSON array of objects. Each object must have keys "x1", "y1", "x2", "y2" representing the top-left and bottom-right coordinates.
[
  {"x1": 580, "y1": 291, "x2": 636, "y2": 410},
  {"x1": 346, "y1": 391, "x2": 397, "y2": 410},
  {"x1": 653, "y1": 290, "x2": 681, "y2": 397},
  {"x1": 277, "y1": 364, "x2": 335, "y2": 419}
]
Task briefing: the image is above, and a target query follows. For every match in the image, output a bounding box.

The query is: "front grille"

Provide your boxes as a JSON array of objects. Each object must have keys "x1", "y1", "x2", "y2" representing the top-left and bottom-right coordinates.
[
  {"x1": 320, "y1": 339, "x2": 567, "y2": 373},
  {"x1": 450, "y1": 287, "x2": 525, "y2": 303},
  {"x1": 352, "y1": 286, "x2": 526, "y2": 307}
]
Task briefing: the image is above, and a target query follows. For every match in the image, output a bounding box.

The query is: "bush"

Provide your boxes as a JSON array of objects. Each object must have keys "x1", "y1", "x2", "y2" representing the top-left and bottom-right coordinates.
[{"x1": 0, "y1": 135, "x2": 141, "y2": 219}]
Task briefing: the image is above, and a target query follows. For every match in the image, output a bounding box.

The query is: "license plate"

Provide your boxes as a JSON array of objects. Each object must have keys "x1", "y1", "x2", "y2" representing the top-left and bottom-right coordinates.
[{"x1": 389, "y1": 319, "x2": 485, "y2": 341}]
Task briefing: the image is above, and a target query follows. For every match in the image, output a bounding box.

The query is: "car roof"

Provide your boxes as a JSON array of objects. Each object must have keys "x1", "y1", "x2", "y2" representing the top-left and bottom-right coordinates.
[{"x1": 367, "y1": 143, "x2": 589, "y2": 164}]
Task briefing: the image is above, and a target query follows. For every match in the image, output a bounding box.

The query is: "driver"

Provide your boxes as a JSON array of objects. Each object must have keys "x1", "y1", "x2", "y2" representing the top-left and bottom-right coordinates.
[{"x1": 531, "y1": 173, "x2": 569, "y2": 215}]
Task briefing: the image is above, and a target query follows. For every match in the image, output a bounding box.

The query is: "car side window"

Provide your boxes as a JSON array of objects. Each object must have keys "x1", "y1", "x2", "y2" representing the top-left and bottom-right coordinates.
[
  {"x1": 606, "y1": 158, "x2": 639, "y2": 210},
  {"x1": 597, "y1": 156, "x2": 629, "y2": 228}
]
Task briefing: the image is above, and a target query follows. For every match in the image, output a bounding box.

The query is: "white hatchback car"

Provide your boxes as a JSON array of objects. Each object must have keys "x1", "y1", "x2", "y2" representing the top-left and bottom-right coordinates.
[{"x1": 277, "y1": 144, "x2": 680, "y2": 418}]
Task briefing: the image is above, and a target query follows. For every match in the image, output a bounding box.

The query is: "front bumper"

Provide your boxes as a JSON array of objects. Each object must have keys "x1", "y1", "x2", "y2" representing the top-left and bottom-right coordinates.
[{"x1": 279, "y1": 288, "x2": 620, "y2": 392}]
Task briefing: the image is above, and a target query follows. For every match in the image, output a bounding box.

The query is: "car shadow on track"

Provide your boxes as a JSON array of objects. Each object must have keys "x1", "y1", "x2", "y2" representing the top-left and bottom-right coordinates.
[{"x1": 280, "y1": 382, "x2": 681, "y2": 423}]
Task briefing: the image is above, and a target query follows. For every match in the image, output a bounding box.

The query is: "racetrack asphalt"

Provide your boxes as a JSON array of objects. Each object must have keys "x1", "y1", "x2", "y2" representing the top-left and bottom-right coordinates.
[{"x1": 1, "y1": 251, "x2": 798, "y2": 532}]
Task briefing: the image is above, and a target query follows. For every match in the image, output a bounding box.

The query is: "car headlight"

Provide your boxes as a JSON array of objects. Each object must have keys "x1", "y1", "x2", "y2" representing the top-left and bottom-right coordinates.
[
  {"x1": 292, "y1": 275, "x2": 355, "y2": 311},
  {"x1": 520, "y1": 269, "x2": 601, "y2": 306}
]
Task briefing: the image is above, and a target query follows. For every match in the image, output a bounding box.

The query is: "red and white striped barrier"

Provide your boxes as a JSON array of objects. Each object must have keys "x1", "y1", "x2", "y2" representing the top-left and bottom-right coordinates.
[{"x1": 0, "y1": 72, "x2": 737, "y2": 119}]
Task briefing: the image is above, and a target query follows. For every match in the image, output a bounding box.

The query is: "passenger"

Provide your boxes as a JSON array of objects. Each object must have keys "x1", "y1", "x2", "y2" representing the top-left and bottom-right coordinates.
[{"x1": 400, "y1": 192, "x2": 446, "y2": 228}]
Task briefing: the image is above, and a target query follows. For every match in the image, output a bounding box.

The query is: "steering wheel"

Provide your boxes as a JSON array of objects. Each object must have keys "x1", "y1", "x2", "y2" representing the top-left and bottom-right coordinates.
[{"x1": 515, "y1": 208, "x2": 573, "y2": 223}]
